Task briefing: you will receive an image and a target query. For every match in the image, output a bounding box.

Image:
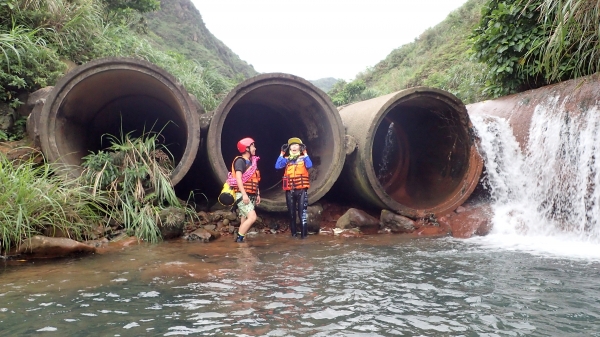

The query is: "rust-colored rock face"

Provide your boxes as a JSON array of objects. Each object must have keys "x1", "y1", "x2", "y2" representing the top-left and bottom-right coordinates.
[
  {"x1": 467, "y1": 73, "x2": 600, "y2": 150},
  {"x1": 441, "y1": 203, "x2": 493, "y2": 239}
]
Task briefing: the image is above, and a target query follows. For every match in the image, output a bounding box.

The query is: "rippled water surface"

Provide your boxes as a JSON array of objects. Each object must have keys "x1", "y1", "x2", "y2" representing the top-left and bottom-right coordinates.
[{"x1": 1, "y1": 235, "x2": 599, "y2": 336}]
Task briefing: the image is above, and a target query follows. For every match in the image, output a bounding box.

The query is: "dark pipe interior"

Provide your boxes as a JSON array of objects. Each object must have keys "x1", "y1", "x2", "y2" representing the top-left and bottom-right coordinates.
[
  {"x1": 219, "y1": 85, "x2": 333, "y2": 203},
  {"x1": 55, "y1": 69, "x2": 187, "y2": 166},
  {"x1": 372, "y1": 99, "x2": 470, "y2": 209}
]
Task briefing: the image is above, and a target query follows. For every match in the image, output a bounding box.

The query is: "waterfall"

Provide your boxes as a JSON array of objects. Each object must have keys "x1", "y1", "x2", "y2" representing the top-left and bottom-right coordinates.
[
  {"x1": 376, "y1": 122, "x2": 396, "y2": 183},
  {"x1": 470, "y1": 97, "x2": 600, "y2": 257}
]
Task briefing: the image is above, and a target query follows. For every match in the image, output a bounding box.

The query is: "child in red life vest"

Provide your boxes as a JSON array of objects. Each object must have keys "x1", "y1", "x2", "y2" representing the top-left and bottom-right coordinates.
[
  {"x1": 275, "y1": 137, "x2": 313, "y2": 238},
  {"x1": 231, "y1": 137, "x2": 261, "y2": 242}
]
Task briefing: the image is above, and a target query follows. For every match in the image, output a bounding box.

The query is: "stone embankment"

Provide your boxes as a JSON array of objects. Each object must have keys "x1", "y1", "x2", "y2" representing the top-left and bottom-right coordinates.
[{"x1": 3, "y1": 196, "x2": 493, "y2": 259}]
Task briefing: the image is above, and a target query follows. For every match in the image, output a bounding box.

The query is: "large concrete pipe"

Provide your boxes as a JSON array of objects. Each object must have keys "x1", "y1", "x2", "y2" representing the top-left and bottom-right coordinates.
[
  {"x1": 206, "y1": 73, "x2": 346, "y2": 212},
  {"x1": 38, "y1": 58, "x2": 200, "y2": 185},
  {"x1": 467, "y1": 73, "x2": 600, "y2": 149},
  {"x1": 337, "y1": 87, "x2": 483, "y2": 218}
]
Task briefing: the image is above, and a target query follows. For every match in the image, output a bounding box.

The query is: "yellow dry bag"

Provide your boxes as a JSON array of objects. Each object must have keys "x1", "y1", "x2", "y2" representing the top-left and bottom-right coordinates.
[{"x1": 218, "y1": 182, "x2": 236, "y2": 206}]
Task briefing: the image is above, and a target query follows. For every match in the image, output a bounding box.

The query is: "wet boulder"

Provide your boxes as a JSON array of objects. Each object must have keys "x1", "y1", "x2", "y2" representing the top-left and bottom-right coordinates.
[
  {"x1": 210, "y1": 210, "x2": 238, "y2": 222},
  {"x1": 336, "y1": 208, "x2": 380, "y2": 232},
  {"x1": 306, "y1": 204, "x2": 323, "y2": 233},
  {"x1": 159, "y1": 207, "x2": 186, "y2": 239},
  {"x1": 380, "y1": 209, "x2": 416, "y2": 233},
  {"x1": 446, "y1": 204, "x2": 493, "y2": 238}
]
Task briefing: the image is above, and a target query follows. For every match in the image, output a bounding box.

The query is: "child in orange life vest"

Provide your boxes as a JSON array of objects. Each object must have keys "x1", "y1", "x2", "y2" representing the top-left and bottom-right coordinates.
[{"x1": 275, "y1": 137, "x2": 313, "y2": 238}]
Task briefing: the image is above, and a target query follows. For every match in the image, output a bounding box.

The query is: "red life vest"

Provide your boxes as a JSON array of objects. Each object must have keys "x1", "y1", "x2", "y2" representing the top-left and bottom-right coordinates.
[
  {"x1": 282, "y1": 157, "x2": 310, "y2": 190},
  {"x1": 231, "y1": 156, "x2": 260, "y2": 194}
]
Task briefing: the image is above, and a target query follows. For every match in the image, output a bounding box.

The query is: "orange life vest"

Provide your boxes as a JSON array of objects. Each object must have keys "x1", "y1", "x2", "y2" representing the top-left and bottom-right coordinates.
[
  {"x1": 231, "y1": 156, "x2": 260, "y2": 194},
  {"x1": 282, "y1": 158, "x2": 310, "y2": 190}
]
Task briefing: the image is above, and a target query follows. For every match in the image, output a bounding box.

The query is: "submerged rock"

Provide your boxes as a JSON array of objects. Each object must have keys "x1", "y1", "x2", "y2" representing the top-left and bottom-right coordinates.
[
  {"x1": 187, "y1": 228, "x2": 216, "y2": 243},
  {"x1": 16, "y1": 235, "x2": 96, "y2": 258}
]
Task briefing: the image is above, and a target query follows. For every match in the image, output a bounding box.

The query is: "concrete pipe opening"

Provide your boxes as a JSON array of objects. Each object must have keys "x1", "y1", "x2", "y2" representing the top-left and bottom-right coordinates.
[
  {"x1": 39, "y1": 58, "x2": 200, "y2": 185},
  {"x1": 206, "y1": 73, "x2": 346, "y2": 212},
  {"x1": 339, "y1": 87, "x2": 483, "y2": 218}
]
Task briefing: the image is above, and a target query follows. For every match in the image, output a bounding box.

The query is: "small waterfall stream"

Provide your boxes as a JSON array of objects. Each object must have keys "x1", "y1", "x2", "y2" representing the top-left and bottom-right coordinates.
[{"x1": 470, "y1": 97, "x2": 600, "y2": 257}]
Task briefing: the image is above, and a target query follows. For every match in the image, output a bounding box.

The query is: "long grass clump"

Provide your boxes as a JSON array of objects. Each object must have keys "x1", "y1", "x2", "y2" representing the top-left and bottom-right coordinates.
[
  {"x1": 0, "y1": 152, "x2": 105, "y2": 253},
  {"x1": 81, "y1": 129, "x2": 191, "y2": 243}
]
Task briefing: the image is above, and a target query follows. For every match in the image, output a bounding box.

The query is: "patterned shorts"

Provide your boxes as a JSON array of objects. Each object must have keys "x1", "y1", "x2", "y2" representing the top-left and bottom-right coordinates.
[{"x1": 235, "y1": 192, "x2": 256, "y2": 218}]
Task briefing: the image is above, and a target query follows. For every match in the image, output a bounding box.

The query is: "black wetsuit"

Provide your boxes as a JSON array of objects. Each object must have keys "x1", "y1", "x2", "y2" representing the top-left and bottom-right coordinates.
[{"x1": 286, "y1": 189, "x2": 308, "y2": 238}]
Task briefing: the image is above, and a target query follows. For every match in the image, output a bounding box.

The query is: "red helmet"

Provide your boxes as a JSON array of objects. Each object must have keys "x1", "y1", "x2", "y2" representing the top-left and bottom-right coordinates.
[{"x1": 237, "y1": 137, "x2": 255, "y2": 153}]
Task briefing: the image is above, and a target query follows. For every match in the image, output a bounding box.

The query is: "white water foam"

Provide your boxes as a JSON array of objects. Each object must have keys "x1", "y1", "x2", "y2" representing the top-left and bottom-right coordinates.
[{"x1": 469, "y1": 97, "x2": 600, "y2": 259}]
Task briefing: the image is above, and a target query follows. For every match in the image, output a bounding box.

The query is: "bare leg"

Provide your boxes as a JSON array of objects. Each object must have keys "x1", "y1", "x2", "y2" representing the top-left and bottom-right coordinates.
[
  {"x1": 239, "y1": 216, "x2": 247, "y2": 233},
  {"x1": 238, "y1": 211, "x2": 256, "y2": 236}
]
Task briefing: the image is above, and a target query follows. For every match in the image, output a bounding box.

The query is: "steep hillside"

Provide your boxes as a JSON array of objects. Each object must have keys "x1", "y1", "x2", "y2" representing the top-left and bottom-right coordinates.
[
  {"x1": 144, "y1": 0, "x2": 257, "y2": 79},
  {"x1": 335, "y1": 0, "x2": 489, "y2": 105}
]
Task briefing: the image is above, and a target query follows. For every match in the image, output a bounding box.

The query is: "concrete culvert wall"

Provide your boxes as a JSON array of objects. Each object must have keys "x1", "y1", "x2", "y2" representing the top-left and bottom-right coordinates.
[
  {"x1": 337, "y1": 87, "x2": 483, "y2": 218},
  {"x1": 38, "y1": 58, "x2": 200, "y2": 186},
  {"x1": 206, "y1": 73, "x2": 346, "y2": 212}
]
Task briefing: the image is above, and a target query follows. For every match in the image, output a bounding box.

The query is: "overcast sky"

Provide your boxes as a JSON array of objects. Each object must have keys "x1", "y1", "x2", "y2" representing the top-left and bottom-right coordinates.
[{"x1": 191, "y1": 0, "x2": 469, "y2": 81}]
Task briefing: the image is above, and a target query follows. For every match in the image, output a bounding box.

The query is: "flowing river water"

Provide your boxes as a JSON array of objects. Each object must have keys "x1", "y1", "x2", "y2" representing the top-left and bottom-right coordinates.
[
  {"x1": 1, "y1": 235, "x2": 599, "y2": 336},
  {"x1": 3, "y1": 99, "x2": 600, "y2": 335}
]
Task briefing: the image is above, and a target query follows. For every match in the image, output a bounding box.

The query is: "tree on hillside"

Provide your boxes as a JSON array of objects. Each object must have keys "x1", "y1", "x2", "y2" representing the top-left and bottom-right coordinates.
[{"x1": 328, "y1": 80, "x2": 380, "y2": 106}]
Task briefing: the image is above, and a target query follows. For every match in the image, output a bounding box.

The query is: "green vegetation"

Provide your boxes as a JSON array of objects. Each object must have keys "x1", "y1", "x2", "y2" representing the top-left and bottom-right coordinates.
[
  {"x1": 532, "y1": 0, "x2": 600, "y2": 82},
  {"x1": 0, "y1": 153, "x2": 104, "y2": 253},
  {"x1": 0, "y1": 128, "x2": 194, "y2": 252},
  {"x1": 0, "y1": 0, "x2": 245, "y2": 113},
  {"x1": 471, "y1": 0, "x2": 599, "y2": 97},
  {"x1": 471, "y1": 0, "x2": 551, "y2": 97},
  {"x1": 81, "y1": 130, "x2": 193, "y2": 243},
  {"x1": 104, "y1": 0, "x2": 159, "y2": 14},
  {"x1": 0, "y1": 116, "x2": 26, "y2": 142},
  {"x1": 330, "y1": 0, "x2": 600, "y2": 105},
  {"x1": 329, "y1": 0, "x2": 489, "y2": 106}
]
